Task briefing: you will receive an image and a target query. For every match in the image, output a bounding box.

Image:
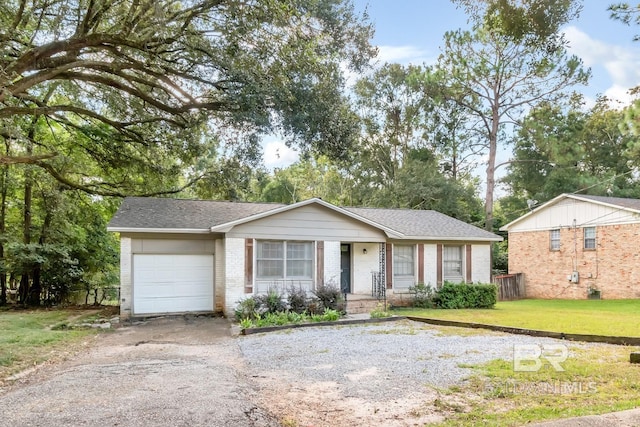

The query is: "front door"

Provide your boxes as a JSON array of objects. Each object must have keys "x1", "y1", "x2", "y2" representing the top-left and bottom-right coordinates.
[{"x1": 340, "y1": 244, "x2": 351, "y2": 294}]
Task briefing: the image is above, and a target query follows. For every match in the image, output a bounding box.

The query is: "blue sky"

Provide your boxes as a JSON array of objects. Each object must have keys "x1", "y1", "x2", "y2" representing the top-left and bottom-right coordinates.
[{"x1": 264, "y1": 0, "x2": 640, "y2": 169}]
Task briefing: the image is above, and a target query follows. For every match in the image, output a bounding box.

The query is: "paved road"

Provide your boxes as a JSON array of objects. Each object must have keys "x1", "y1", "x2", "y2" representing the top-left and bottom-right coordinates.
[{"x1": 0, "y1": 316, "x2": 279, "y2": 427}]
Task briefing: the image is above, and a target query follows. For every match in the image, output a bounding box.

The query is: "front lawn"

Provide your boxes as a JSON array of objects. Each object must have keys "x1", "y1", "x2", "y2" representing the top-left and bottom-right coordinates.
[
  {"x1": 437, "y1": 343, "x2": 640, "y2": 426},
  {"x1": 395, "y1": 299, "x2": 640, "y2": 337},
  {"x1": 0, "y1": 309, "x2": 103, "y2": 381}
]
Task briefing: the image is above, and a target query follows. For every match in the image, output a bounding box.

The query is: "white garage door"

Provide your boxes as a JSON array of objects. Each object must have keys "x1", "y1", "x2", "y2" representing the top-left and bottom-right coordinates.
[{"x1": 133, "y1": 254, "x2": 214, "y2": 315}]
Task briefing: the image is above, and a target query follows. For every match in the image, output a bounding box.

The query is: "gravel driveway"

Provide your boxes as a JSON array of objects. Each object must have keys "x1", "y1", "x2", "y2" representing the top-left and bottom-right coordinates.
[
  {"x1": 1, "y1": 316, "x2": 579, "y2": 427},
  {"x1": 239, "y1": 319, "x2": 572, "y2": 426}
]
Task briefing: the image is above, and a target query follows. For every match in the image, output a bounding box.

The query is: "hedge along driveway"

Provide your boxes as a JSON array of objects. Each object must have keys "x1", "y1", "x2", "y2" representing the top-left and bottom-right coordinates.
[{"x1": 395, "y1": 299, "x2": 640, "y2": 337}]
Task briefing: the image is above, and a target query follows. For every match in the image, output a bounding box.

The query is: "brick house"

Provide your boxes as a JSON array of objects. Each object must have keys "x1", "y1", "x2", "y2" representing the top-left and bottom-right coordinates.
[
  {"x1": 500, "y1": 193, "x2": 640, "y2": 299},
  {"x1": 108, "y1": 197, "x2": 501, "y2": 318}
]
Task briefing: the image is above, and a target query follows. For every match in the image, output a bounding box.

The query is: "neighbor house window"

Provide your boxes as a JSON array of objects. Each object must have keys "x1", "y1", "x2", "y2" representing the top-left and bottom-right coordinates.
[
  {"x1": 443, "y1": 246, "x2": 463, "y2": 282},
  {"x1": 550, "y1": 229, "x2": 560, "y2": 251},
  {"x1": 584, "y1": 227, "x2": 596, "y2": 250},
  {"x1": 256, "y1": 241, "x2": 313, "y2": 279}
]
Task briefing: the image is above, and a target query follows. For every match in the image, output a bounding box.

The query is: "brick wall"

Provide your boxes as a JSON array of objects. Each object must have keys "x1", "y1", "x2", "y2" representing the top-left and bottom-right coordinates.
[{"x1": 508, "y1": 223, "x2": 640, "y2": 299}]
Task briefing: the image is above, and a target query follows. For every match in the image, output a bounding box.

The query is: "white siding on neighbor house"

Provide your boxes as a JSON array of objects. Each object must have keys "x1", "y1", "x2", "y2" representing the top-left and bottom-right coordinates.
[
  {"x1": 323, "y1": 241, "x2": 341, "y2": 287},
  {"x1": 352, "y1": 242, "x2": 379, "y2": 294},
  {"x1": 471, "y1": 244, "x2": 492, "y2": 283},
  {"x1": 226, "y1": 204, "x2": 387, "y2": 242},
  {"x1": 119, "y1": 237, "x2": 132, "y2": 318},
  {"x1": 508, "y1": 197, "x2": 640, "y2": 232},
  {"x1": 423, "y1": 244, "x2": 438, "y2": 287},
  {"x1": 223, "y1": 237, "x2": 246, "y2": 316}
]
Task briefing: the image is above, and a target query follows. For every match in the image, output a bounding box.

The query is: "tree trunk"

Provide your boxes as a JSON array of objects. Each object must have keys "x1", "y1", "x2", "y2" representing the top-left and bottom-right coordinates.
[
  {"x1": 0, "y1": 143, "x2": 7, "y2": 305},
  {"x1": 33, "y1": 193, "x2": 55, "y2": 305},
  {"x1": 22, "y1": 131, "x2": 35, "y2": 305},
  {"x1": 484, "y1": 105, "x2": 499, "y2": 232}
]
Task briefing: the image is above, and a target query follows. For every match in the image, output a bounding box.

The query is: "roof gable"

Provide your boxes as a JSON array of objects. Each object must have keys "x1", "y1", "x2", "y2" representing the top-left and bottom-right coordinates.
[
  {"x1": 500, "y1": 193, "x2": 640, "y2": 232},
  {"x1": 210, "y1": 198, "x2": 402, "y2": 238}
]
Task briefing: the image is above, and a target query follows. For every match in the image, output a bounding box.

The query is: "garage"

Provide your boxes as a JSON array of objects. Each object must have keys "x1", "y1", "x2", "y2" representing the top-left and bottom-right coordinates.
[{"x1": 133, "y1": 254, "x2": 214, "y2": 315}]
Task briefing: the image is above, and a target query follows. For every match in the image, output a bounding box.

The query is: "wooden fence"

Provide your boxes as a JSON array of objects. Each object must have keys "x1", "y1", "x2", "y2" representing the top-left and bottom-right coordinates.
[{"x1": 494, "y1": 273, "x2": 525, "y2": 300}]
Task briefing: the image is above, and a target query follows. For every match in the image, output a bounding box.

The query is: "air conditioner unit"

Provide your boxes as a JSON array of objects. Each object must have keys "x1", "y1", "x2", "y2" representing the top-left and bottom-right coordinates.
[{"x1": 570, "y1": 271, "x2": 580, "y2": 283}]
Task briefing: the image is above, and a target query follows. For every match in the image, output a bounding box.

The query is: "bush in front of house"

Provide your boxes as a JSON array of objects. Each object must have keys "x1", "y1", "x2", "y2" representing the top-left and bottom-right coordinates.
[
  {"x1": 235, "y1": 283, "x2": 345, "y2": 328},
  {"x1": 408, "y1": 282, "x2": 436, "y2": 308},
  {"x1": 255, "y1": 288, "x2": 287, "y2": 314},
  {"x1": 434, "y1": 282, "x2": 497, "y2": 309},
  {"x1": 312, "y1": 282, "x2": 343, "y2": 312},
  {"x1": 287, "y1": 285, "x2": 308, "y2": 314}
]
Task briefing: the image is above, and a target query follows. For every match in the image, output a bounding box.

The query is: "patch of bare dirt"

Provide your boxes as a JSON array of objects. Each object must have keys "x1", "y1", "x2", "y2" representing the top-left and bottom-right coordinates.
[{"x1": 251, "y1": 369, "x2": 447, "y2": 426}]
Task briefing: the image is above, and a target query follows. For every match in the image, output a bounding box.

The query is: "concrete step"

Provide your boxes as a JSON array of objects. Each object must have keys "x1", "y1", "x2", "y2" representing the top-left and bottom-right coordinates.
[{"x1": 345, "y1": 297, "x2": 385, "y2": 315}]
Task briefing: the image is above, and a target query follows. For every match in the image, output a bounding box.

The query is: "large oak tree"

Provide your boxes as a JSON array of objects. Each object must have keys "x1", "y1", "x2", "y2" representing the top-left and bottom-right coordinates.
[{"x1": 0, "y1": 0, "x2": 375, "y2": 195}]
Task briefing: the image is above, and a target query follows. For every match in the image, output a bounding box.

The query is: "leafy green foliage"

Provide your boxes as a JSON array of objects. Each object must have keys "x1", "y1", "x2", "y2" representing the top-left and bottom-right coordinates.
[
  {"x1": 434, "y1": 282, "x2": 498, "y2": 309},
  {"x1": 1, "y1": 0, "x2": 375, "y2": 195},
  {"x1": 502, "y1": 96, "x2": 640, "y2": 220},
  {"x1": 234, "y1": 297, "x2": 260, "y2": 321},
  {"x1": 370, "y1": 303, "x2": 392, "y2": 319},
  {"x1": 437, "y1": 1, "x2": 589, "y2": 230},
  {"x1": 255, "y1": 288, "x2": 287, "y2": 314},
  {"x1": 238, "y1": 306, "x2": 342, "y2": 328},
  {"x1": 610, "y1": 3, "x2": 640, "y2": 41},
  {"x1": 408, "y1": 283, "x2": 436, "y2": 308}
]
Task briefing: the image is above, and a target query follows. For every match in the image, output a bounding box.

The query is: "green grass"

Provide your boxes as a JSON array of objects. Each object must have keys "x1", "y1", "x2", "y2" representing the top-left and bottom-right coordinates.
[
  {"x1": 432, "y1": 344, "x2": 640, "y2": 426},
  {"x1": 0, "y1": 309, "x2": 101, "y2": 379},
  {"x1": 395, "y1": 299, "x2": 640, "y2": 337}
]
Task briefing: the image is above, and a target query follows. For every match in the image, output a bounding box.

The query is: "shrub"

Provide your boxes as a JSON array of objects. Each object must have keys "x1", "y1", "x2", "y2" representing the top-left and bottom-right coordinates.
[
  {"x1": 306, "y1": 299, "x2": 324, "y2": 315},
  {"x1": 370, "y1": 302, "x2": 392, "y2": 319},
  {"x1": 235, "y1": 296, "x2": 260, "y2": 321},
  {"x1": 255, "y1": 288, "x2": 286, "y2": 314},
  {"x1": 287, "y1": 285, "x2": 308, "y2": 314},
  {"x1": 313, "y1": 282, "x2": 342, "y2": 311},
  {"x1": 434, "y1": 282, "x2": 497, "y2": 309},
  {"x1": 409, "y1": 282, "x2": 435, "y2": 308},
  {"x1": 321, "y1": 308, "x2": 340, "y2": 321}
]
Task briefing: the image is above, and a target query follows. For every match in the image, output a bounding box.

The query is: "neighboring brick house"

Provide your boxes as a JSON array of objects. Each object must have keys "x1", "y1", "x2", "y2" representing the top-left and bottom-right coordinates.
[
  {"x1": 108, "y1": 197, "x2": 502, "y2": 318},
  {"x1": 500, "y1": 193, "x2": 640, "y2": 299}
]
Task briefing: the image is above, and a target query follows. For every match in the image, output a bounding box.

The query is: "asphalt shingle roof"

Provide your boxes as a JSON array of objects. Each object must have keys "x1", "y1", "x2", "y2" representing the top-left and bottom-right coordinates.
[
  {"x1": 108, "y1": 197, "x2": 284, "y2": 230},
  {"x1": 574, "y1": 194, "x2": 640, "y2": 212},
  {"x1": 108, "y1": 197, "x2": 501, "y2": 241},
  {"x1": 344, "y1": 207, "x2": 499, "y2": 240}
]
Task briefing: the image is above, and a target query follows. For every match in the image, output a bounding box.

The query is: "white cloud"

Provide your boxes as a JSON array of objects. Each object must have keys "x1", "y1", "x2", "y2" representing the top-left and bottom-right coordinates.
[
  {"x1": 375, "y1": 45, "x2": 434, "y2": 65},
  {"x1": 564, "y1": 25, "x2": 640, "y2": 106},
  {"x1": 263, "y1": 140, "x2": 299, "y2": 170}
]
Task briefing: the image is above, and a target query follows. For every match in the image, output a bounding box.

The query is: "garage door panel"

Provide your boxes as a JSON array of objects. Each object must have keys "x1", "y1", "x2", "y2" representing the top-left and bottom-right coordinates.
[{"x1": 133, "y1": 254, "x2": 214, "y2": 315}]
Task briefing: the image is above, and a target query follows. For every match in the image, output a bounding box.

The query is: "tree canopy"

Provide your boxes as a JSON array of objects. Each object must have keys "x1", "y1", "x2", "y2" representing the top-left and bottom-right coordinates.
[
  {"x1": 0, "y1": 0, "x2": 375, "y2": 195},
  {"x1": 436, "y1": 0, "x2": 589, "y2": 230}
]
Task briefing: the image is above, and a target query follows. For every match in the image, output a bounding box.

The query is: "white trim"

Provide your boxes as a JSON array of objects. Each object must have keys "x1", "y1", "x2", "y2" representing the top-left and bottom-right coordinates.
[{"x1": 209, "y1": 198, "x2": 404, "y2": 238}]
